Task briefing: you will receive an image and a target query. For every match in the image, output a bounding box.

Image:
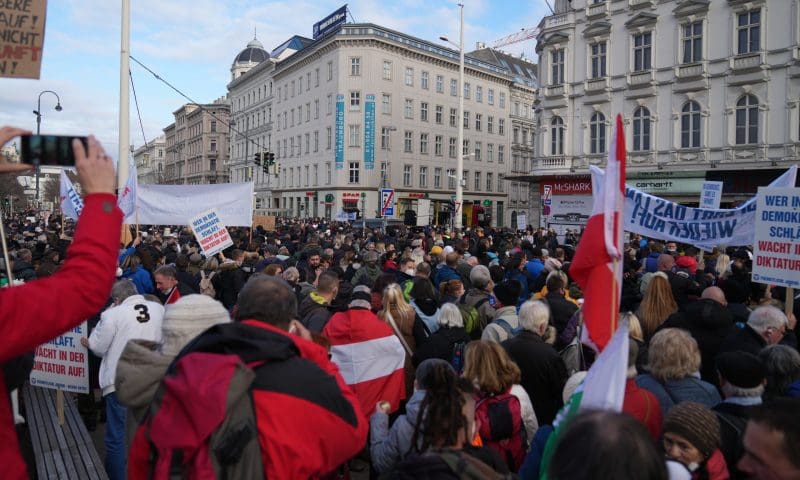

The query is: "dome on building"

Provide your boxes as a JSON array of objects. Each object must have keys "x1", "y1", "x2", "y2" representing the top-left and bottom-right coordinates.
[{"x1": 232, "y1": 36, "x2": 269, "y2": 67}]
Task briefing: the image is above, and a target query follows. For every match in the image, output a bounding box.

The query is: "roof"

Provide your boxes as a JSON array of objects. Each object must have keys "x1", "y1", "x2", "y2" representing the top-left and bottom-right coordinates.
[
  {"x1": 468, "y1": 48, "x2": 538, "y2": 88},
  {"x1": 270, "y1": 35, "x2": 314, "y2": 59},
  {"x1": 233, "y1": 36, "x2": 269, "y2": 66}
]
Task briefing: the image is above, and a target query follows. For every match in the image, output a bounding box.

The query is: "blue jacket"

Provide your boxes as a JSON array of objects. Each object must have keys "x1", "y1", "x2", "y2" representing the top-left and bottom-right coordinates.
[
  {"x1": 635, "y1": 374, "x2": 721, "y2": 416},
  {"x1": 505, "y1": 269, "x2": 530, "y2": 306},
  {"x1": 123, "y1": 266, "x2": 154, "y2": 295},
  {"x1": 433, "y1": 264, "x2": 461, "y2": 290},
  {"x1": 525, "y1": 259, "x2": 544, "y2": 282},
  {"x1": 643, "y1": 252, "x2": 661, "y2": 273}
]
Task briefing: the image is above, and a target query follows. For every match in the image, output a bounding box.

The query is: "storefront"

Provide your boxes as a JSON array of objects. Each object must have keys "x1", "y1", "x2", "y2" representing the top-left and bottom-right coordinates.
[{"x1": 341, "y1": 191, "x2": 363, "y2": 219}]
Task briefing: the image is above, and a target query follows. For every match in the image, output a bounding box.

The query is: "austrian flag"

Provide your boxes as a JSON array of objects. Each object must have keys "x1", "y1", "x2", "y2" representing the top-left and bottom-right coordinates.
[{"x1": 570, "y1": 114, "x2": 627, "y2": 351}]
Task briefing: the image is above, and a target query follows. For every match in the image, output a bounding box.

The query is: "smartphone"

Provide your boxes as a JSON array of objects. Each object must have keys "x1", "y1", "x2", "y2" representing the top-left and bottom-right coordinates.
[{"x1": 19, "y1": 135, "x2": 88, "y2": 167}]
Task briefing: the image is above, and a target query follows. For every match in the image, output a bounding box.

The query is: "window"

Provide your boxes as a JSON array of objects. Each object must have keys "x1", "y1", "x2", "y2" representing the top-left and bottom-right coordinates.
[
  {"x1": 419, "y1": 166, "x2": 428, "y2": 187},
  {"x1": 327, "y1": 94, "x2": 333, "y2": 115},
  {"x1": 299, "y1": 77, "x2": 303, "y2": 92},
  {"x1": 487, "y1": 144, "x2": 494, "y2": 162},
  {"x1": 327, "y1": 61, "x2": 333, "y2": 80},
  {"x1": 420, "y1": 102, "x2": 428, "y2": 122},
  {"x1": 551, "y1": 116, "x2": 565, "y2": 155},
  {"x1": 436, "y1": 75, "x2": 444, "y2": 93},
  {"x1": 314, "y1": 100, "x2": 319, "y2": 119},
  {"x1": 475, "y1": 114, "x2": 482, "y2": 131},
  {"x1": 405, "y1": 67, "x2": 414, "y2": 86},
  {"x1": 382, "y1": 94, "x2": 391, "y2": 114},
  {"x1": 514, "y1": 102, "x2": 520, "y2": 117},
  {"x1": 291, "y1": 81, "x2": 295, "y2": 97},
  {"x1": 403, "y1": 165, "x2": 412, "y2": 186},
  {"x1": 464, "y1": 82, "x2": 471, "y2": 99},
  {"x1": 450, "y1": 79, "x2": 458, "y2": 96},
  {"x1": 682, "y1": 22, "x2": 703, "y2": 64},
  {"x1": 404, "y1": 131, "x2": 413, "y2": 153},
  {"x1": 326, "y1": 163, "x2": 331, "y2": 184},
  {"x1": 462, "y1": 170, "x2": 469, "y2": 190},
  {"x1": 463, "y1": 111, "x2": 470, "y2": 129},
  {"x1": 381, "y1": 127, "x2": 392, "y2": 150},
  {"x1": 421, "y1": 71, "x2": 429, "y2": 90},
  {"x1": 474, "y1": 142, "x2": 481, "y2": 162},
  {"x1": 435, "y1": 135, "x2": 443, "y2": 156},
  {"x1": 349, "y1": 162, "x2": 359, "y2": 183},
  {"x1": 380, "y1": 162, "x2": 388, "y2": 185},
  {"x1": 462, "y1": 139, "x2": 469, "y2": 156},
  {"x1": 590, "y1": 41, "x2": 607, "y2": 78},
  {"x1": 499, "y1": 92, "x2": 506, "y2": 109},
  {"x1": 737, "y1": 9, "x2": 760, "y2": 55},
  {"x1": 498, "y1": 174, "x2": 504, "y2": 192},
  {"x1": 314, "y1": 131, "x2": 319, "y2": 152},
  {"x1": 434, "y1": 167, "x2": 442, "y2": 188},
  {"x1": 447, "y1": 168, "x2": 456, "y2": 189},
  {"x1": 210, "y1": 121, "x2": 217, "y2": 132},
  {"x1": 210, "y1": 140, "x2": 217, "y2": 152},
  {"x1": 633, "y1": 32, "x2": 652, "y2": 72},
  {"x1": 350, "y1": 91, "x2": 361, "y2": 109},
  {"x1": 313, "y1": 165, "x2": 318, "y2": 185},
  {"x1": 551, "y1": 49, "x2": 565, "y2": 85},
  {"x1": 350, "y1": 57, "x2": 361, "y2": 76},
  {"x1": 681, "y1": 101, "x2": 701, "y2": 148},
  {"x1": 305, "y1": 166, "x2": 309, "y2": 186},
  {"x1": 450, "y1": 108, "x2": 457, "y2": 127},
  {"x1": 499, "y1": 119, "x2": 505, "y2": 136},
  {"x1": 305, "y1": 133, "x2": 310, "y2": 153},
  {"x1": 306, "y1": 103, "x2": 311, "y2": 122},
  {"x1": 326, "y1": 127, "x2": 332, "y2": 149},
  {"x1": 590, "y1": 112, "x2": 606, "y2": 154},
  {"x1": 486, "y1": 172, "x2": 493, "y2": 192},
  {"x1": 382, "y1": 60, "x2": 392, "y2": 80},
  {"x1": 735, "y1": 95, "x2": 759, "y2": 145},
  {"x1": 476, "y1": 86, "x2": 483, "y2": 103},
  {"x1": 632, "y1": 107, "x2": 651, "y2": 151},
  {"x1": 315, "y1": 68, "x2": 320, "y2": 87},
  {"x1": 306, "y1": 72, "x2": 311, "y2": 91},
  {"x1": 513, "y1": 127, "x2": 520, "y2": 144},
  {"x1": 349, "y1": 124, "x2": 361, "y2": 147},
  {"x1": 488, "y1": 89, "x2": 494, "y2": 105},
  {"x1": 488, "y1": 116, "x2": 494, "y2": 133},
  {"x1": 420, "y1": 133, "x2": 429, "y2": 154},
  {"x1": 449, "y1": 138, "x2": 457, "y2": 158},
  {"x1": 435, "y1": 105, "x2": 443, "y2": 124},
  {"x1": 404, "y1": 99, "x2": 414, "y2": 119},
  {"x1": 474, "y1": 171, "x2": 481, "y2": 191},
  {"x1": 513, "y1": 154, "x2": 520, "y2": 172}
]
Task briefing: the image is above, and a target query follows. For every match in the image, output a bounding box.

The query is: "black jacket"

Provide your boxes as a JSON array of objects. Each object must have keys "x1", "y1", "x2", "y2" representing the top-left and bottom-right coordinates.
[
  {"x1": 719, "y1": 324, "x2": 766, "y2": 356},
  {"x1": 412, "y1": 327, "x2": 471, "y2": 367},
  {"x1": 544, "y1": 292, "x2": 578, "y2": 336},
  {"x1": 213, "y1": 262, "x2": 248, "y2": 310},
  {"x1": 12, "y1": 260, "x2": 37, "y2": 281},
  {"x1": 298, "y1": 294, "x2": 334, "y2": 333},
  {"x1": 665, "y1": 271, "x2": 702, "y2": 309},
  {"x1": 502, "y1": 331, "x2": 568, "y2": 425},
  {"x1": 176, "y1": 270, "x2": 200, "y2": 294}
]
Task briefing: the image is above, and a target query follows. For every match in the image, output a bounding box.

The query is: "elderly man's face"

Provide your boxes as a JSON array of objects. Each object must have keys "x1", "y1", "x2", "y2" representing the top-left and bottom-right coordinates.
[{"x1": 154, "y1": 274, "x2": 177, "y2": 294}]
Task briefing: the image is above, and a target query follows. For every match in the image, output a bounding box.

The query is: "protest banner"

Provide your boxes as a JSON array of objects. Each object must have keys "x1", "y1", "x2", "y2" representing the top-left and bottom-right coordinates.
[
  {"x1": 752, "y1": 187, "x2": 800, "y2": 289},
  {"x1": 700, "y1": 181, "x2": 723, "y2": 209},
  {"x1": 29, "y1": 322, "x2": 89, "y2": 394},
  {"x1": 189, "y1": 208, "x2": 234, "y2": 257},
  {"x1": 0, "y1": 0, "x2": 46, "y2": 78},
  {"x1": 253, "y1": 215, "x2": 276, "y2": 231},
  {"x1": 126, "y1": 182, "x2": 254, "y2": 226}
]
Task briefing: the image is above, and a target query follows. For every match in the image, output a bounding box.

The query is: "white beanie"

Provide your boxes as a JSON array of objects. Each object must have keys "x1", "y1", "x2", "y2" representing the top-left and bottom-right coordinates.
[
  {"x1": 562, "y1": 371, "x2": 588, "y2": 403},
  {"x1": 161, "y1": 294, "x2": 230, "y2": 357}
]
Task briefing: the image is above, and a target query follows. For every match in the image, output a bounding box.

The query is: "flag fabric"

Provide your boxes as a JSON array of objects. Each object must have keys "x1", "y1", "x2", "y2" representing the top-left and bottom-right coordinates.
[
  {"x1": 323, "y1": 309, "x2": 407, "y2": 421},
  {"x1": 117, "y1": 156, "x2": 138, "y2": 218},
  {"x1": 539, "y1": 318, "x2": 630, "y2": 479},
  {"x1": 59, "y1": 170, "x2": 83, "y2": 220},
  {"x1": 570, "y1": 114, "x2": 627, "y2": 352}
]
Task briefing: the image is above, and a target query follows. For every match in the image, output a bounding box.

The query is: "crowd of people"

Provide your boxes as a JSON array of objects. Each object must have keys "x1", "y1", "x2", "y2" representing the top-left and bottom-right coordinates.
[{"x1": 1, "y1": 126, "x2": 799, "y2": 479}]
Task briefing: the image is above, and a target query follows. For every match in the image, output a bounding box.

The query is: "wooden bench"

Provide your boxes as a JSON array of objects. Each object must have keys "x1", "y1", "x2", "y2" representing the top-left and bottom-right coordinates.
[{"x1": 21, "y1": 384, "x2": 108, "y2": 480}]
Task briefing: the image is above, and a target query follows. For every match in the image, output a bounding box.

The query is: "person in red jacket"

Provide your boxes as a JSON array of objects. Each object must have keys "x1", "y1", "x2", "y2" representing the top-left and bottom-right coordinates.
[
  {"x1": 0, "y1": 126, "x2": 122, "y2": 480},
  {"x1": 623, "y1": 336, "x2": 663, "y2": 441}
]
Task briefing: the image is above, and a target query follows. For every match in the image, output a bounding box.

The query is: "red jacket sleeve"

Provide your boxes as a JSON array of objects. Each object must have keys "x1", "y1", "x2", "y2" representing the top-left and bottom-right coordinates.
[{"x1": 0, "y1": 194, "x2": 123, "y2": 363}]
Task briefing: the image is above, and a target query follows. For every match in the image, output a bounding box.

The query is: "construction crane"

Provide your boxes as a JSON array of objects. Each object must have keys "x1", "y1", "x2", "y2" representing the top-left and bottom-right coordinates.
[{"x1": 492, "y1": 26, "x2": 541, "y2": 49}]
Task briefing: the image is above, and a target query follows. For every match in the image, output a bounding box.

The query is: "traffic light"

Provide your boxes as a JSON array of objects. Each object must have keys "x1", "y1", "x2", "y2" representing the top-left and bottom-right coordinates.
[
  {"x1": 253, "y1": 152, "x2": 262, "y2": 166},
  {"x1": 262, "y1": 163, "x2": 269, "y2": 174},
  {"x1": 268, "y1": 152, "x2": 275, "y2": 166}
]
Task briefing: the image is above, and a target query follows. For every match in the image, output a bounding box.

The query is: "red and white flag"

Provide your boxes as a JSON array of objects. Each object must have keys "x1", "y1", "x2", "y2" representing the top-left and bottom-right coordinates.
[
  {"x1": 323, "y1": 310, "x2": 407, "y2": 420},
  {"x1": 570, "y1": 114, "x2": 627, "y2": 351}
]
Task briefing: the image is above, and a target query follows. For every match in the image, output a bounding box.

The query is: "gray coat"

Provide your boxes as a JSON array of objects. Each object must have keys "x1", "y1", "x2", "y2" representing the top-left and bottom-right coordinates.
[{"x1": 369, "y1": 389, "x2": 424, "y2": 473}]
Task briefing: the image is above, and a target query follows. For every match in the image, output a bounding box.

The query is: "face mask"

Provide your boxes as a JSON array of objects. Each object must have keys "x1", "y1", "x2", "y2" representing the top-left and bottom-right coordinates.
[
  {"x1": 352, "y1": 263, "x2": 362, "y2": 269},
  {"x1": 405, "y1": 268, "x2": 415, "y2": 276}
]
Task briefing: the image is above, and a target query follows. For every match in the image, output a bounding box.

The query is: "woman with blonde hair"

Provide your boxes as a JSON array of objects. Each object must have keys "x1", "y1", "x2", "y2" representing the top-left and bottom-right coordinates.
[
  {"x1": 635, "y1": 273, "x2": 681, "y2": 341},
  {"x1": 635, "y1": 328, "x2": 721, "y2": 416},
  {"x1": 378, "y1": 283, "x2": 417, "y2": 397},
  {"x1": 463, "y1": 340, "x2": 537, "y2": 471}
]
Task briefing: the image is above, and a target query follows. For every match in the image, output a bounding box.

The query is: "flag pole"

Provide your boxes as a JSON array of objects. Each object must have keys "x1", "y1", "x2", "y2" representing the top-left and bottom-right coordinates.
[{"x1": 135, "y1": 206, "x2": 139, "y2": 237}]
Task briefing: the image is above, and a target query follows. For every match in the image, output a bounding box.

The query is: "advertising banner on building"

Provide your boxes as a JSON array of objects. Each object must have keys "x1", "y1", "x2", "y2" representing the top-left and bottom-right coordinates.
[
  {"x1": 364, "y1": 94, "x2": 375, "y2": 170},
  {"x1": 752, "y1": 187, "x2": 800, "y2": 288},
  {"x1": 335, "y1": 94, "x2": 345, "y2": 169},
  {"x1": 313, "y1": 4, "x2": 348, "y2": 39},
  {"x1": 189, "y1": 208, "x2": 234, "y2": 257},
  {"x1": 126, "y1": 182, "x2": 254, "y2": 226},
  {"x1": 29, "y1": 322, "x2": 89, "y2": 394}
]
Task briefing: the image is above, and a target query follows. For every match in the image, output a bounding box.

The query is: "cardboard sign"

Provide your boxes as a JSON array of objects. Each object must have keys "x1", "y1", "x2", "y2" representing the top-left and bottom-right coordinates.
[
  {"x1": 29, "y1": 322, "x2": 89, "y2": 394},
  {"x1": 752, "y1": 187, "x2": 800, "y2": 288},
  {"x1": 517, "y1": 214, "x2": 528, "y2": 230},
  {"x1": 253, "y1": 215, "x2": 276, "y2": 232},
  {"x1": 0, "y1": 0, "x2": 47, "y2": 79},
  {"x1": 700, "y1": 181, "x2": 723, "y2": 209},
  {"x1": 189, "y1": 208, "x2": 233, "y2": 257}
]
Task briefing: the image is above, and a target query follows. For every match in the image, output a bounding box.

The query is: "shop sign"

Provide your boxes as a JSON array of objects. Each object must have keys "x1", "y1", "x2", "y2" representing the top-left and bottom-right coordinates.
[{"x1": 483, "y1": 199, "x2": 492, "y2": 207}]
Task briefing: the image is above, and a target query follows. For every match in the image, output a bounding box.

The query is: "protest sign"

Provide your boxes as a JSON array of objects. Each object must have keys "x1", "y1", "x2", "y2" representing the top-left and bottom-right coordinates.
[
  {"x1": 29, "y1": 322, "x2": 89, "y2": 394},
  {"x1": 126, "y1": 182, "x2": 254, "y2": 226},
  {"x1": 189, "y1": 208, "x2": 234, "y2": 257},
  {"x1": 0, "y1": 0, "x2": 47, "y2": 78},
  {"x1": 517, "y1": 214, "x2": 527, "y2": 230},
  {"x1": 253, "y1": 215, "x2": 276, "y2": 232},
  {"x1": 752, "y1": 187, "x2": 800, "y2": 288},
  {"x1": 700, "y1": 181, "x2": 723, "y2": 209}
]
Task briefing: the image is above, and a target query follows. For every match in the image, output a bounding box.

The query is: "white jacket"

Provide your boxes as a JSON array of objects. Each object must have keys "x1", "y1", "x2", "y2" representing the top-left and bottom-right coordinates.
[
  {"x1": 88, "y1": 295, "x2": 164, "y2": 396},
  {"x1": 511, "y1": 384, "x2": 539, "y2": 445}
]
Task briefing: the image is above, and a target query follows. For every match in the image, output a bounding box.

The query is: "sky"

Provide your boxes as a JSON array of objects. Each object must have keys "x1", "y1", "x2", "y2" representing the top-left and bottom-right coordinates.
[{"x1": 0, "y1": 0, "x2": 552, "y2": 163}]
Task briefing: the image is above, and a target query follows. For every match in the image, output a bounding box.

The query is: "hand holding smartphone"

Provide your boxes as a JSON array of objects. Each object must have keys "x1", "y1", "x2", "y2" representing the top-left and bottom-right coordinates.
[{"x1": 20, "y1": 134, "x2": 88, "y2": 167}]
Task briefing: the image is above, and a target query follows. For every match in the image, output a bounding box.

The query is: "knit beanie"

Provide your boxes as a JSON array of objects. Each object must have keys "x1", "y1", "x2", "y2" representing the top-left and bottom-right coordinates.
[
  {"x1": 349, "y1": 285, "x2": 373, "y2": 309},
  {"x1": 161, "y1": 294, "x2": 231, "y2": 357},
  {"x1": 663, "y1": 402, "x2": 721, "y2": 459}
]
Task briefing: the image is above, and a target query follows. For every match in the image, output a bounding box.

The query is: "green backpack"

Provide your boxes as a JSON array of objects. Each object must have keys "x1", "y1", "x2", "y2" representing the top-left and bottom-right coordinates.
[{"x1": 458, "y1": 295, "x2": 488, "y2": 338}]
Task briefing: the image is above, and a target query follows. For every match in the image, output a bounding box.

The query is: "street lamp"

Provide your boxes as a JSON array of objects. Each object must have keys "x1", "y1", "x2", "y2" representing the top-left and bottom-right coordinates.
[
  {"x1": 440, "y1": 2, "x2": 465, "y2": 230},
  {"x1": 32, "y1": 90, "x2": 62, "y2": 207}
]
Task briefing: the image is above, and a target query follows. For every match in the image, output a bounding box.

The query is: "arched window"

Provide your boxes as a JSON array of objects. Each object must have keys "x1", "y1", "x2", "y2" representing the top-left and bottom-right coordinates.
[
  {"x1": 735, "y1": 95, "x2": 759, "y2": 145},
  {"x1": 681, "y1": 101, "x2": 701, "y2": 149},
  {"x1": 632, "y1": 107, "x2": 651, "y2": 151},
  {"x1": 550, "y1": 116, "x2": 565, "y2": 155},
  {"x1": 590, "y1": 112, "x2": 606, "y2": 154}
]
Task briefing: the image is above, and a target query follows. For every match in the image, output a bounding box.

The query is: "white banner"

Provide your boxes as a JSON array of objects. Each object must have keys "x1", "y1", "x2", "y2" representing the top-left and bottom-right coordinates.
[
  {"x1": 700, "y1": 181, "x2": 724, "y2": 209},
  {"x1": 29, "y1": 322, "x2": 90, "y2": 394},
  {"x1": 189, "y1": 208, "x2": 234, "y2": 257},
  {"x1": 592, "y1": 165, "x2": 797, "y2": 251},
  {"x1": 126, "y1": 183, "x2": 254, "y2": 226},
  {"x1": 752, "y1": 187, "x2": 800, "y2": 288},
  {"x1": 117, "y1": 157, "x2": 138, "y2": 218},
  {"x1": 59, "y1": 170, "x2": 83, "y2": 220}
]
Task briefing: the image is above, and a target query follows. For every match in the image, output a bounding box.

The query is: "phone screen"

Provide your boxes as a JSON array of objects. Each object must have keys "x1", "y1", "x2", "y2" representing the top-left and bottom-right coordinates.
[{"x1": 19, "y1": 135, "x2": 88, "y2": 166}]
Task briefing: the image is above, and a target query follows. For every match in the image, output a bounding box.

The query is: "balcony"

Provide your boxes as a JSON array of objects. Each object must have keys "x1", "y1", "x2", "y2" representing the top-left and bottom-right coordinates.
[
  {"x1": 730, "y1": 52, "x2": 765, "y2": 73},
  {"x1": 535, "y1": 156, "x2": 572, "y2": 172},
  {"x1": 627, "y1": 70, "x2": 654, "y2": 87},
  {"x1": 629, "y1": 0, "x2": 655, "y2": 8},
  {"x1": 586, "y1": 1, "x2": 608, "y2": 18},
  {"x1": 544, "y1": 84, "x2": 567, "y2": 98},
  {"x1": 585, "y1": 77, "x2": 609, "y2": 93},
  {"x1": 544, "y1": 12, "x2": 574, "y2": 29},
  {"x1": 676, "y1": 63, "x2": 705, "y2": 80}
]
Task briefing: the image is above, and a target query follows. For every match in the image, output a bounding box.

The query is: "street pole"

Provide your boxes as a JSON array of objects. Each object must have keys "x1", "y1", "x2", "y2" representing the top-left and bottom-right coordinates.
[
  {"x1": 379, "y1": 126, "x2": 396, "y2": 233},
  {"x1": 455, "y1": 4, "x2": 465, "y2": 230},
  {"x1": 33, "y1": 90, "x2": 62, "y2": 208},
  {"x1": 118, "y1": 0, "x2": 131, "y2": 191}
]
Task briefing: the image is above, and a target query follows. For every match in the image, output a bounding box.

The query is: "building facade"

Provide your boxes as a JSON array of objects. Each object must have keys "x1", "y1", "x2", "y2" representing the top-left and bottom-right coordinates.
[
  {"x1": 529, "y1": 0, "x2": 800, "y2": 232},
  {"x1": 228, "y1": 23, "x2": 538, "y2": 227},
  {"x1": 162, "y1": 99, "x2": 231, "y2": 185},
  {"x1": 133, "y1": 135, "x2": 166, "y2": 185}
]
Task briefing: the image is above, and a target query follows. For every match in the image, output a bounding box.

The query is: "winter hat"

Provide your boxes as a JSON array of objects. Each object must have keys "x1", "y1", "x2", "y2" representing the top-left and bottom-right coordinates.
[
  {"x1": 411, "y1": 239, "x2": 423, "y2": 247},
  {"x1": 663, "y1": 402, "x2": 721, "y2": 459},
  {"x1": 161, "y1": 294, "x2": 231, "y2": 357},
  {"x1": 415, "y1": 358, "x2": 455, "y2": 389},
  {"x1": 715, "y1": 351, "x2": 767, "y2": 389},
  {"x1": 493, "y1": 280, "x2": 521, "y2": 307},
  {"x1": 429, "y1": 245, "x2": 443, "y2": 256},
  {"x1": 676, "y1": 255, "x2": 698, "y2": 274},
  {"x1": 443, "y1": 245, "x2": 455, "y2": 254},
  {"x1": 544, "y1": 258, "x2": 563, "y2": 272},
  {"x1": 189, "y1": 253, "x2": 203, "y2": 265},
  {"x1": 362, "y1": 250, "x2": 379, "y2": 264},
  {"x1": 349, "y1": 285, "x2": 373, "y2": 309}
]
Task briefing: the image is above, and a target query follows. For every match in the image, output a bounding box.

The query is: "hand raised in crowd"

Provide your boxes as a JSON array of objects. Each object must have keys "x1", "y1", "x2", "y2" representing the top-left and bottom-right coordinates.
[
  {"x1": 73, "y1": 135, "x2": 116, "y2": 195},
  {"x1": 0, "y1": 126, "x2": 33, "y2": 173}
]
